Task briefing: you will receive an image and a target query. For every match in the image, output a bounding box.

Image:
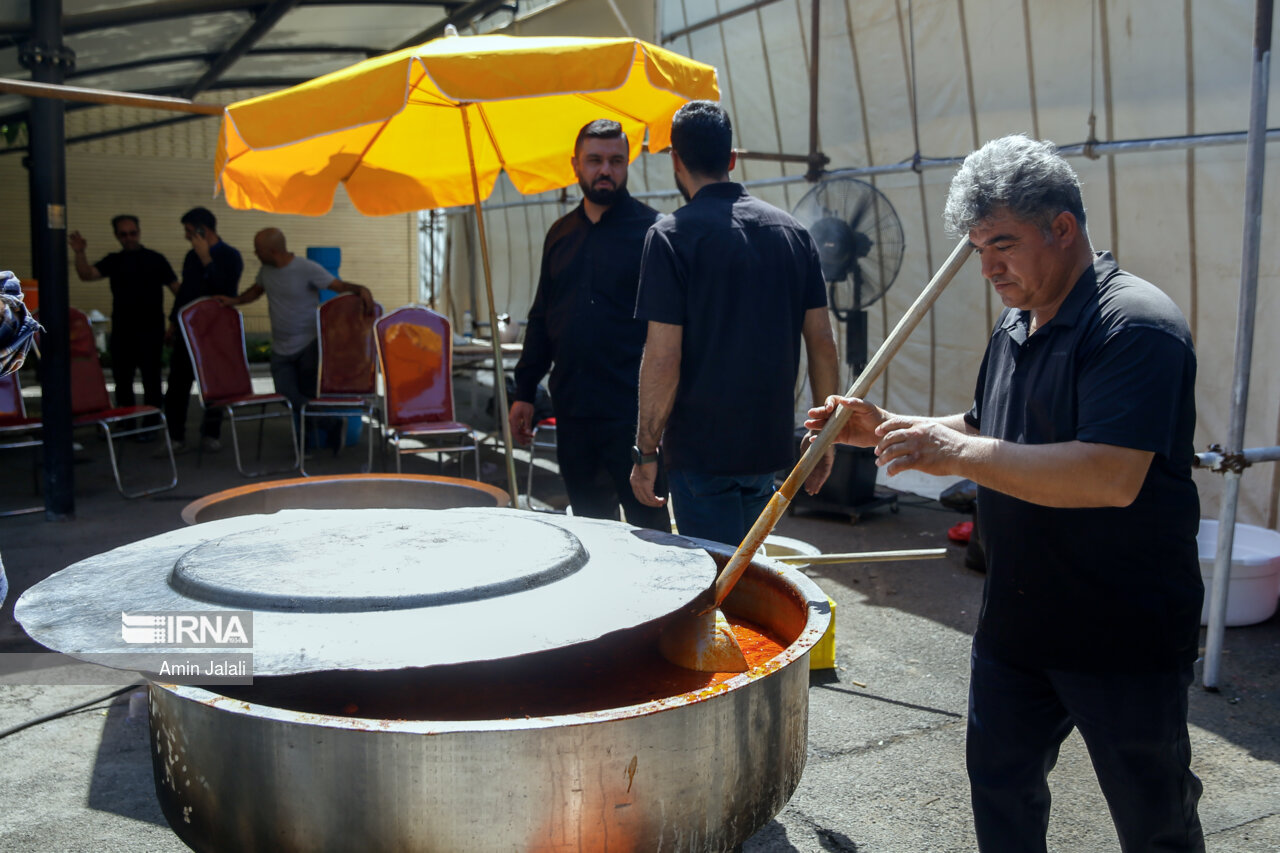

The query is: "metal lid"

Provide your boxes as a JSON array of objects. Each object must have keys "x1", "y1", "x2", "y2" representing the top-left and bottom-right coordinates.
[{"x1": 16, "y1": 508, "x2": 717, "y2": 676}]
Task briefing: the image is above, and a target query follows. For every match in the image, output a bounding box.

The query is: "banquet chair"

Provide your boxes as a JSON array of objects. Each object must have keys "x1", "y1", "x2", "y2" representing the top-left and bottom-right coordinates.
[
  {"x1": 178, "y1": 297, "x2": 298, "y2": 477},
  {"x1": 524, "y1": 417, "x2": 557, "y2": 508},
  {"x1": 300, "y1": 294, "x2": 383, "y2": 476},
  {"x1": 0, "y1": 371, "x2": 43, "y2": 515},
  {"x1": 66, "y1": 307, "x2": 178, "y2": 498},
  {"x1": 374, "y1": 305, "x2": 479, "y2": 476}
]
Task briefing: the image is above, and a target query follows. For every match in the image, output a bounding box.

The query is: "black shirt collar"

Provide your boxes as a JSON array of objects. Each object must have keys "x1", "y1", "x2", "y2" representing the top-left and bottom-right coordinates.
[
  {"x1": 999, "y1": 251, "x2": 1117, "y2": 337},
  {"x1": 690, "y1": 181, "x2": 747, "y2": 202},
  {"x1": 574, "y1": 188, "x2": 634, "y2": 226}
]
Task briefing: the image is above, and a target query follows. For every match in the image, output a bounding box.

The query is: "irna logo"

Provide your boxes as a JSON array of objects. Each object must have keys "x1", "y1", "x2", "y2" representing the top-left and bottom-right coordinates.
[{"x1": 121, "y1": 611, "x2": 253, "y2": 647}]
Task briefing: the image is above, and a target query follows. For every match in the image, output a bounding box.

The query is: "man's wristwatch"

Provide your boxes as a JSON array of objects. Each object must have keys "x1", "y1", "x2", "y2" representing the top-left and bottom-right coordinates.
[{"x1": 631, "y1": 445, "x2": 659, "y2": 465}]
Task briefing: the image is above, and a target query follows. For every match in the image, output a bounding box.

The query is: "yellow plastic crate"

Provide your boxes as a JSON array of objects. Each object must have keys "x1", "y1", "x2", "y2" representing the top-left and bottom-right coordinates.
[{"x1": 809, "y1": 595, "x2": 837, "y2": 670}]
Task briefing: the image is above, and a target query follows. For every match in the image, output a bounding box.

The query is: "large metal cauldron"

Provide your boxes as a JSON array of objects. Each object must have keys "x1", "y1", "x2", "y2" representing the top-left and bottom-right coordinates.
[
  {"x1": 149, "y1": 539, "x2": 829, "y2": 853},
  {"x1": 181, "y1": 473, "x2": 510, "y2": 524}
]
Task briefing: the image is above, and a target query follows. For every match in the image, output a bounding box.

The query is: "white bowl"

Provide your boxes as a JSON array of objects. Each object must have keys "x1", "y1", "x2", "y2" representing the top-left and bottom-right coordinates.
[{"x1": 1197, "y1": 519, "x2": 1280, "y2": 627}]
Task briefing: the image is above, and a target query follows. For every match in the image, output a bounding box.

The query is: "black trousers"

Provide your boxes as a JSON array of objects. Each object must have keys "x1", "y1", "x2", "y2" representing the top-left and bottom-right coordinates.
[
  {"x1": 554, "y1": 418, "x2": 669, "y2": 531},
  {"x1": 164, "y1": 336, "x2": 223, "y2": 442},
  {"x1": 109, "y1": 326, "x2": 163, "y2": 423},
  {"x1": 967, "y1": 647, "x2": 1204, "y2": 853}
]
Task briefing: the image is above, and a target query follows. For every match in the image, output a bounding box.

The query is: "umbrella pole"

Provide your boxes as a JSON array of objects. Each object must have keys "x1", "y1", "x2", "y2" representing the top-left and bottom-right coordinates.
[{"x1": 460, "y1": 104, "x2": 521, "y2": 508}]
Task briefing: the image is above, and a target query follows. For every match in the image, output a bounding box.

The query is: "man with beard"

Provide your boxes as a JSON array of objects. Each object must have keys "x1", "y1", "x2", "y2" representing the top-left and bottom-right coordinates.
[
  {"x1": 508, "y1": 119, "x2": 670, "y2": 530},
  {"x1": 69, "y1": 216, "x2": 178, "y2": 428},
  {"x1": 629, "y1": 100, "x2": 839, "y2": 546}
]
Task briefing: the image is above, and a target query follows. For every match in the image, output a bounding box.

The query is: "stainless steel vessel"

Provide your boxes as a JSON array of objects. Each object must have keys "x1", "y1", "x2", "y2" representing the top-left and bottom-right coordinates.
[
  {"x1": 149, "y1": 540, "x2": 829, "y2": 853},
  {"x1": 181, "y1": 473, "x2": 510, "y2": 524}
]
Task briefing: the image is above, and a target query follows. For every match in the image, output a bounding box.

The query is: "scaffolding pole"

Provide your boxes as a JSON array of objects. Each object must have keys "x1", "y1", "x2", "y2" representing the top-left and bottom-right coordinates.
[{"x1": 1203, "y1": 0, "x2": 1273, "y2": 691}]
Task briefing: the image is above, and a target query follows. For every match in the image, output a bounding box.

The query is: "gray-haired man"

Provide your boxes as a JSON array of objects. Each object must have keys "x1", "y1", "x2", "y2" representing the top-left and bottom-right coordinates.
[{"x1": 807, "y1": 134, "x2": 1203, "y2": 852}]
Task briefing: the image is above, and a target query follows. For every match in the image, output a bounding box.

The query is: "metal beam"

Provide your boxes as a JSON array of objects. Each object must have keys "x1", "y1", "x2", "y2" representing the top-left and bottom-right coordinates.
[
  {"x1": 182, "y1": 0, "x2": 300, "y2": 99},
  {"x1": 22, "y1": 0, "x2": 74, "y2": 519},
  {"x1": 393, "y1": 0, "x2": 513, "y2": 51},
  {"x1": 0, "y1": 1, "x2": 462, "y2": 37},
  {"x1": 0, "y1": 113, "x2": 213, "y2": 156},
  {"x1": 0, "y1": 78, "x2": 224, "y2": 114},
  {"x1": 661, "y1": 0, "x2": 784, "y2": 44},
  {"x1": 67, "y1": 45, "x2": 381, "y2": 80}
]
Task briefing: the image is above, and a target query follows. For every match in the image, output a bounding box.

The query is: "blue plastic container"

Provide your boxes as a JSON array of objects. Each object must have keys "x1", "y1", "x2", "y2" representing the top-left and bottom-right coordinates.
[{"x1": 307, "y1": 247, "x2": 342, "y2": 303}]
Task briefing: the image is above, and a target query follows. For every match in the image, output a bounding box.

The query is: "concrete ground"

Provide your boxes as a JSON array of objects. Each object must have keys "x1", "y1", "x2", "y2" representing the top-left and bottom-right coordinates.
[{"x1": 0, "y1": 366, "x2": 1277, "y2": 852}]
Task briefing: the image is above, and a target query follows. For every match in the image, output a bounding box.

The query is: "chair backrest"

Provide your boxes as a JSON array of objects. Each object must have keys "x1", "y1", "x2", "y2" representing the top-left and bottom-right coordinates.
[
  {"x1": 0, "y1": 371, "x2": 26, "y2": 422},
  {"x1": 374, "y1": 305, "x2": 455, "y2": 427},
  {"x1": 179, "y1": 298, "x2": 253, "y2": 404},
  {"x1": 316, "y1": 294, "x2": 383, "y2": 397},
  {"x1": 68, "y1": 307, "x2": 112, "y2": 415}
]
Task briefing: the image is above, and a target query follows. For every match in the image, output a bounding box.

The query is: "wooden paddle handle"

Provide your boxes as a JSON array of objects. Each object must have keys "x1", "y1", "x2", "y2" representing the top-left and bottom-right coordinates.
[
  {"x1": 773, "y1": 548, "x2": 948, "y2": 565},
  {"x1": 706, "y1": 237, "x2": 975, "y2": 610}
]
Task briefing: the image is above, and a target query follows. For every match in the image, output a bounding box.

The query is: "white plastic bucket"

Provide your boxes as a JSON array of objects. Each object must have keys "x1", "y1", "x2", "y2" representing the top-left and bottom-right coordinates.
[{"x1": 1197, "y1": 520, "x2": 1280, "y2": 627}]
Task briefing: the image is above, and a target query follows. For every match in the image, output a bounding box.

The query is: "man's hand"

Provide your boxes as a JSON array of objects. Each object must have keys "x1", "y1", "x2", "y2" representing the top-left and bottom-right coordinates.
[
  {"x1": 630, "y1": 461, "x2": 667, "y2": 508},
  {"x1": 356, "y1": 285, "x2": 375, "y2": 315},
  {"x1": 873, "y1": 417, "x2": 969, "y2": 477},
  {"x1": 805, "y1": 395, "x2": 892, "y2": 448},
  {"x1": 68, "y1": 231, "x2": 87, "y2": 253},
  {"x1": 508, "y1": 400, "x2": 535, "y2": 446},
  {"x1": 801, "y1": 435, "x2": 835, "y2": 495},
  {"x1": 189, "y1": 231, "x2": 212, "y2": 263},
  {"x1": 213, "y1": 295, "x2": 237, "y2": 307}
]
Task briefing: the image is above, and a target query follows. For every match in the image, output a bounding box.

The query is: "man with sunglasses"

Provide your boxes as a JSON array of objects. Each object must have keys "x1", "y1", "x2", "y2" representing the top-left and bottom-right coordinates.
[{"x1": 69, "y1": 216, "x2": 178, "y2": 425}]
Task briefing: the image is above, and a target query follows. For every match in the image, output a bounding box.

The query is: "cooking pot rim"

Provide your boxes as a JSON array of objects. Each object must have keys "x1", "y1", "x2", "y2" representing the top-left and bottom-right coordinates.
[{"x1": 154, "y1": 548, "x2": 832, "y2": 734}]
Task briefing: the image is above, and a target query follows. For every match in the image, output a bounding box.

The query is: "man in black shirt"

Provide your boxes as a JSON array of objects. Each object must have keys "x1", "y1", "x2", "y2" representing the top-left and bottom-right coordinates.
[
  {"x1": 807, "y1": 135, "x2": 1203, "y2": 852},
  {"x1": 164, "y1": 207, "x2": 243, "y2": 453},
  {"x1": 508, "y1": 119, "x2": 669, "y2": 530},
  {"x1": 630, "y1": 101, "x2": 839, "y2": 547},
  {"x1": 69, "y1": 215, "x2": 178, "y2": 421}
]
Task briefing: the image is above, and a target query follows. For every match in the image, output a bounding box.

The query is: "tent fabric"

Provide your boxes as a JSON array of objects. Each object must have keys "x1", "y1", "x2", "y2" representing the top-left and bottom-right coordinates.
[{"x1": 439, "y1": 0, "x2": 1278, "y2": 526}]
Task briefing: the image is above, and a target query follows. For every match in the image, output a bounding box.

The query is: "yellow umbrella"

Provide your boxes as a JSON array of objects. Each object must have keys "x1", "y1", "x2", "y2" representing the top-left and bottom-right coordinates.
[{"x1": 214, "y1": 31, "x2": 719, "y2": 505}]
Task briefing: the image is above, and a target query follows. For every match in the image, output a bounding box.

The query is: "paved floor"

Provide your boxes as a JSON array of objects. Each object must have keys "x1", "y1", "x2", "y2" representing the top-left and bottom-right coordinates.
[{"x1": 0, "y1": 372, "x2": 1277, "y2": 852}]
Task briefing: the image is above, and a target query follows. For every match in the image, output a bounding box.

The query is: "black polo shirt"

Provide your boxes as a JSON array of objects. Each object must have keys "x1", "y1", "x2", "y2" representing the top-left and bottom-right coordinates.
[
  {"x1": 93, "y1": 247, "x2": 177, "y2": 333},
  {"x1": 514, "y1": 192, "x2": 660, "y2": 422},
  {"x1": 170, "y1": 241, "x2": 243, "y2": 321},
  {"x1": 635, "y1": 182, "x2": 827, "y2": 475},
  {"x1": 965, "y1": 252, "x2": 1201, "y2": 672}
]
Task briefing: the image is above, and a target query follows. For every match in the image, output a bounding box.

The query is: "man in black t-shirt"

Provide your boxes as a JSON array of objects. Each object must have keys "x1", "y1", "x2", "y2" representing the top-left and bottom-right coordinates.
[
  {"x1": 508, "y1": 119, "x2": 668, "y2": 531},
  {"x1": 69, "y1": 215, "x2": 178, "y2": 421},
  {"x1": 630, "y1": 101, "x2": 839, "y2": 547},
  {"x1": 163, "y1": 207, "x2": 243, "y2": 453},
  {"x1": 807, "y1": 135, "x2": 1203, "y2": 852}
]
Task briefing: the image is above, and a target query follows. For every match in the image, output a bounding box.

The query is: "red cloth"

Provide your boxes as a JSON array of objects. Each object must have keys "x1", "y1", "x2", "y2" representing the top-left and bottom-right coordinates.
[{"x1": 948, "y1": 520, "x2": 973, "y2": 544}]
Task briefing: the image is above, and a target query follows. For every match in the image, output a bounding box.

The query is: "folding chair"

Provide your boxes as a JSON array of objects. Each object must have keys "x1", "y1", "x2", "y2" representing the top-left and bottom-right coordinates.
[
  {"x1": 0, "y1": 371, "x2": 43, "y2": 515},
  {"x1": 178, "y1": 297, "x2": 298, "y2": 477},
  {"x1": 67, "y1": 307, "x2": 178, "y2": 498},
  {"x1": 300, "y1": 294, "x2": 383, "y2": 476},
  {"x1": 374, "y1": 305, "x2": 479, "y2": 476},
  {"x1": 524, "y1": 417, "x2": 557, "y2": 507}
]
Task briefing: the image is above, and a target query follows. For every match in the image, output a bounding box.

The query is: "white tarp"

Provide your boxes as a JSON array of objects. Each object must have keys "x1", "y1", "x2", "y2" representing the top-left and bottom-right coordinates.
[{"x1": 443, "y1": 0, "x2": 1279, "y2": 525}]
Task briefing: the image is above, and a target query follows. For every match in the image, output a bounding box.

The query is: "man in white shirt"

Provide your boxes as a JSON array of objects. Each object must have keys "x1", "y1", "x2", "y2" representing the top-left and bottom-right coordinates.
[{"x1": 218, "y1": 228, "x2": 373, "y2": 434}]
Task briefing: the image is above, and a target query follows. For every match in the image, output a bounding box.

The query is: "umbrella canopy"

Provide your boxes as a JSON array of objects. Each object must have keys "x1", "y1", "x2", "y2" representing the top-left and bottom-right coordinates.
[{"x1": 215, "y1": 33, "x2": 720, "y2": 216}]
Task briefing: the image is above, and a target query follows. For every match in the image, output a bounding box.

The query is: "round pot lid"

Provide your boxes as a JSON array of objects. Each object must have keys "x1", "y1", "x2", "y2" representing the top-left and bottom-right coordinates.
[{"x1": 15, "y1": 507, "x2": 716, "y2": 676}]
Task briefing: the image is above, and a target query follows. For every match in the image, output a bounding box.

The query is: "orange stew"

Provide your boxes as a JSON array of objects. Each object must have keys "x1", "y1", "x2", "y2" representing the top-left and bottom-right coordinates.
[{"x1": 222, "y1": 617, "x2": 788, "y2": 722}]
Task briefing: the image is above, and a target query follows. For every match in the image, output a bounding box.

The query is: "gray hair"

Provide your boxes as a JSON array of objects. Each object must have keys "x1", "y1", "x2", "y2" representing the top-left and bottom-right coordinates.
[{"x1": 943, "y1": 135, "x2": 1087, "y2": 237}]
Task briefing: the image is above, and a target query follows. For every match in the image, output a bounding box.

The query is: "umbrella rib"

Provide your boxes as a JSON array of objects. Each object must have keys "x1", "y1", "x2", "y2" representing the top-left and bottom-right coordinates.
[
  {"x1": 576, "y1": 93, "x2": 646, "y2": 132},
  {"x1": 472, "y1": 102, "x2": 508, "y2": 174},
  {"x1": 340, "y1": 62, "x2": 435, "y2": 185}
]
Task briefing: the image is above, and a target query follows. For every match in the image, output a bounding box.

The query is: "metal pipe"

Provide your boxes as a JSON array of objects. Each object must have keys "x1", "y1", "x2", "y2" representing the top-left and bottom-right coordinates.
[
  {"x1": 440, "y1": 128, "x2": 1280, "y2": 215},
  {"x1": 23, "y1": 1, "x2": 74, "y2": 519},
  {"x1": 661, "y1": 0, "x2": 784, "y2": 44},
  {"x1": 1204, "y1": 0, "x2": 1272, "y2": 691},
  {"x1": 1194, "y1": 446, "x2": 1280, "y2": 470},
  {"x1": 0, "y1": 77, "x2": 224, "y2": 114}
]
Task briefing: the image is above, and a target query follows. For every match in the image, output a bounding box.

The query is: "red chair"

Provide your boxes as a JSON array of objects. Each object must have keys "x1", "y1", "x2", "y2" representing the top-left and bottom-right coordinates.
[
  {"x1": 178, "y1": 297, "x2": 298, "y2": 477},
  {"x1": 300, "y1": 294, "x2": 383, "y2": 476},
  {"x1": 66, "y1": 307, "x2": 178, "y2": 497},
  {"x1": 374, "y1": 305, "x2": 478, "y2": 476},
  {"x1": 0, "y1": 371, "x2": 43, "y2": 515}
]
